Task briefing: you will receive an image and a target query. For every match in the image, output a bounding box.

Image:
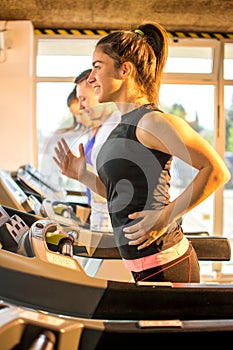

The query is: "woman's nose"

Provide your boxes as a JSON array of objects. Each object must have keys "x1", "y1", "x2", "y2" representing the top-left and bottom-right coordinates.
[{"x1": 87, "y1": 71, "x2": 95, "y2": 84}]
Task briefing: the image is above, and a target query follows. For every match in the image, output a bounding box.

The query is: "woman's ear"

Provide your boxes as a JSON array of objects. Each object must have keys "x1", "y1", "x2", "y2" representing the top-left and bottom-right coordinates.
[{"x1": 121, "y1": 61, "x2": 134, "y2": 79}]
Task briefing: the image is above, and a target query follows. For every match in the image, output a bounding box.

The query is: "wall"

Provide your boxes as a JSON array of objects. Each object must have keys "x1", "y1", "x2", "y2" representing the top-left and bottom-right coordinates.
[{"x1": 0, "y1": 20, "x2": 36, "y2": 171}]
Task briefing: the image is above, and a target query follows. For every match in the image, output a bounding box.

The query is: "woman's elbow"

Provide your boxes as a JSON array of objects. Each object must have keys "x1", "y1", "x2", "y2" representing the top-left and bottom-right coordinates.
[{"x1": 214, "y1": 166, "x2": 231, "y2": 188}]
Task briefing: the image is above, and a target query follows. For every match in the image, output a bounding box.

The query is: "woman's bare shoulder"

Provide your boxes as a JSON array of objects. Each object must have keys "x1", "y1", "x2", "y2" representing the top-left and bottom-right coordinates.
[{"x1": 139, "y1": 110, "x2": 190, "y2": 132}]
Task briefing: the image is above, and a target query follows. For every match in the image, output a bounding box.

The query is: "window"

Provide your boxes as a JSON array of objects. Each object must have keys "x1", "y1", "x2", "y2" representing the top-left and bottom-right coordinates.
[
  {"x1": 160, "y1": 84, "x2": 215, "y2": 234},
  {"x1": 36, "y1": 37, "x2": 100, "y2": 200},
  {"x1": 165, "y1": 45, "x2": 214, "y2": 74},
  {"x1": 224, "y1": 43, "x2": 233, "y2": 80},
  {"x1": 37, "y1": 38, "x2": 97, "y2": 77}
]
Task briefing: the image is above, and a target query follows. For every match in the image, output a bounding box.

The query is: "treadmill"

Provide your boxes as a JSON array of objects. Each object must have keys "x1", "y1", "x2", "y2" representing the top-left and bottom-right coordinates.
[
  {"x1": 1, "y1": 205, "x2": 233, "y2": 349},
  {"x1": 0, "y1": 166, "x2": 90, "y2": 227}
]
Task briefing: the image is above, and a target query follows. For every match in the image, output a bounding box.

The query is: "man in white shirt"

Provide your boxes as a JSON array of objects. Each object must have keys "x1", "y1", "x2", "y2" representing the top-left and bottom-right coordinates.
[{"x1": 74, "y1": 69, "x2": 121, "y2": 232}]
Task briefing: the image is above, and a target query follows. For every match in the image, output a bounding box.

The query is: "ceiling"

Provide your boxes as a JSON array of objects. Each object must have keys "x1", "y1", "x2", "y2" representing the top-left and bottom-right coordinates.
[{"x1": 0, "y1": 0, "x2": 233, "y2": 34}]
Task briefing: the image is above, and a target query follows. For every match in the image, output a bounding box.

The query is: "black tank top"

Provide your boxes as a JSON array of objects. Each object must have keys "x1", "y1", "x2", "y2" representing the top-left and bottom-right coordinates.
[{"x1": 96, "y1": 105, "x2": 183, "y2": 260}]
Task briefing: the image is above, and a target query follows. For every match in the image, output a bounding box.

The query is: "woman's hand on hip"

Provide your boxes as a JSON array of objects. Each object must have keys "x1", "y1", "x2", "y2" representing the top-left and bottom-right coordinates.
[{"x1": 123, "y1": 209, "x2": 168, "y2": 250}]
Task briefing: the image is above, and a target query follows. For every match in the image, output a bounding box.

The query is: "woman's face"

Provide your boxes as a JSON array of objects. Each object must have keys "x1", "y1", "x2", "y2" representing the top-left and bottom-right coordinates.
[{"x1": 88, "y1": 46, "x2": 124, "y2": 103}]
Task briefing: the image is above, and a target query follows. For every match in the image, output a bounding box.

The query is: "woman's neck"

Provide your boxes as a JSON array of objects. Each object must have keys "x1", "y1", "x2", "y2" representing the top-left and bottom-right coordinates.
[{"x1": 115, "y1": 98, "x2": 150, "y2": 114}]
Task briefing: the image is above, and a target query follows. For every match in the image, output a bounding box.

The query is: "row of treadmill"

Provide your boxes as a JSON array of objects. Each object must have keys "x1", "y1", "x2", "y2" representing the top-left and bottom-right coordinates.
[{"x1": 0, "y1": 164, "x2": 233, "y2": 349}]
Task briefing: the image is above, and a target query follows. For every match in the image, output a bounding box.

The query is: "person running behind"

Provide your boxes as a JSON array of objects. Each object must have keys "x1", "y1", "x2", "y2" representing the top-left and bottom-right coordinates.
[{"x1": 72, "y1": 69, "x2": 121, "y2": 232}]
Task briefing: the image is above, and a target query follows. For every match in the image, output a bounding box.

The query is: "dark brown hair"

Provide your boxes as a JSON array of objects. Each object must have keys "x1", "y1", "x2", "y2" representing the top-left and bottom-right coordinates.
[
  {"x1": 74, "y1": 68, "x2": 92, "y2": 84},
  {"x1": 96, "y1": 22, "x2": 168, "y2": 106},
  {"x1": 66, "y1": 87, "x2": 78, "y2": 108}
]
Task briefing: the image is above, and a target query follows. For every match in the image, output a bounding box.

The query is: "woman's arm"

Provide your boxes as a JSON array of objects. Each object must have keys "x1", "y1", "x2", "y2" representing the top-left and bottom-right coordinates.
[
  {"x1": 123, "y1": 112, "x2": 231, "y2": 249},
  {"x1": 53, "y1": 137, "x2": 106, "y2": 198}
]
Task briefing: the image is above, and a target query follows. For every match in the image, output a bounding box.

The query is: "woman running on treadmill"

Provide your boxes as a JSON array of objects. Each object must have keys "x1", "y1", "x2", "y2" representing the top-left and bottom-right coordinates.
[{"x1": 53, "y1": 22, "x2": 230, "y2": 283}]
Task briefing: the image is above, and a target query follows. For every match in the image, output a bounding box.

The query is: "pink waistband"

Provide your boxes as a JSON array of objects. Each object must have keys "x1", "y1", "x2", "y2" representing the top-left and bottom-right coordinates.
[{"x1": 123, "y1": 235, "x2": 189, "y2": 272}]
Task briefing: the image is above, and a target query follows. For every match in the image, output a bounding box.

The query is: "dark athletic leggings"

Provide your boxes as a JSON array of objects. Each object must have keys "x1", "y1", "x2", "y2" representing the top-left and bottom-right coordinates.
[{"x1": 131, "y1": 243, "x2": 200, "y2": 283}]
